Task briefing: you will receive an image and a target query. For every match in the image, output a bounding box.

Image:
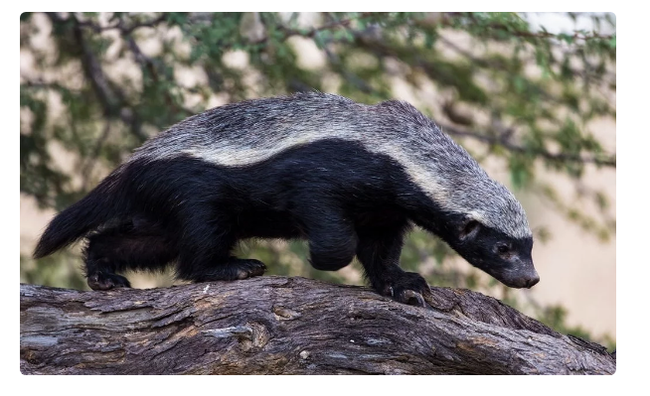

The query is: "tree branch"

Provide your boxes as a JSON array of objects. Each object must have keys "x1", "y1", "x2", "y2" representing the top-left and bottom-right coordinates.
[
  {"x1": 117, "y1": 17, "x2": 194, "y2": 117},
  {"x1": 61, "y1": 12, "x2": 167, "y2": 35},
  {"x1": 45, "y1": 12, "x2": 148, "y2": 142},
  {"x1": 80, "y1": 121, "x2": 111, "y2": 191},
  {"x1": 438, "y1": 122, "x2": 616, "y2": 167},
  {"x1": 262, "y1": 13, "x2": 374, "y2": 44},
  {"x1": 455, "y1": 13, "x2": 615, "y2": 42},
  {"x1": 20, "y1": 278, "x2": 614, "y2": 375},
  {"x1": 438, "y1": 35, "x2": 616, "y2": 87}
]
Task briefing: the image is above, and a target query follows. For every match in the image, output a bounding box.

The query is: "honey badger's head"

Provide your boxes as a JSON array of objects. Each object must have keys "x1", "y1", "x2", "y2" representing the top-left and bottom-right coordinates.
[
  {"x1": 444, "y1": 215, "x2": 539, "y2": 289},
  {"x1": 422, "y1": 179, "x2": 539, "y2": 289}
]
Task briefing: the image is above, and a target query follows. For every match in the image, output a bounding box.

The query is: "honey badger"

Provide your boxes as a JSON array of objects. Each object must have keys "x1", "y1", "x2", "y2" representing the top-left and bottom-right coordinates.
[{"x1": 33, "y1": 92, "x2": 539, "y2": 306}]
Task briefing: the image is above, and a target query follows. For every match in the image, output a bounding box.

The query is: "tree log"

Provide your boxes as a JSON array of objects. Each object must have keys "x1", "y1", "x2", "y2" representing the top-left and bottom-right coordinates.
[{"x1": 20, "y1": 276, "x2": 615, "y2": 374}]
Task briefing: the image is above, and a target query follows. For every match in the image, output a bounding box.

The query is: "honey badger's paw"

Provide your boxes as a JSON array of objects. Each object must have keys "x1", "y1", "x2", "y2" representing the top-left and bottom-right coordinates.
[
  {"x1": 192, "y1": 258, "x2": 268, "y2": 283},
  {"x1": 231, "y1": 258, "x2": 267, "y2": 280},
  {"x1": 87, "y1": 272, "x2": 131, "y2": 291},
  {"x1": 380, "y1": 271, "x2": 431, "y2": 307}
]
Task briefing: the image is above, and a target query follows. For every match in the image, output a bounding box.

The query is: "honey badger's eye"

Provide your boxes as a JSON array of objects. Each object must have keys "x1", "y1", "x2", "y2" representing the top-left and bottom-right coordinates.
[{"x1": 497, "y1": 244, "x2": 510, "y2": 254}]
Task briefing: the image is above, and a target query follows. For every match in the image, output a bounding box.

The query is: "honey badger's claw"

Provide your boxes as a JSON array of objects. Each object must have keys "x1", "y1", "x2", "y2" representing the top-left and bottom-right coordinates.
[
  {"x1": 377, "y1": 271, "x2": 430, "y2": 307},
  {"x1": 399, "y1": 290, "x2": 427, "y2": 307},
  {"x1": 382, "y1": 286, "x2": 395, "y2": 297}
]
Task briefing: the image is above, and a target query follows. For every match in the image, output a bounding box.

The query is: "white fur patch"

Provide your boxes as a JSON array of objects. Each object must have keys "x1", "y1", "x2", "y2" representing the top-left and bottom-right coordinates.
[{"x1": 180, "y1": 129, "x2": 451, "y2": 205}]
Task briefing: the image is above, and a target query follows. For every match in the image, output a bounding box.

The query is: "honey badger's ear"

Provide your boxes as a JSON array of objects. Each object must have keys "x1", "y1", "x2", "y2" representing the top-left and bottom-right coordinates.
[{"x1": 459, "y1": 219, "x2": 481, "y2": 241}]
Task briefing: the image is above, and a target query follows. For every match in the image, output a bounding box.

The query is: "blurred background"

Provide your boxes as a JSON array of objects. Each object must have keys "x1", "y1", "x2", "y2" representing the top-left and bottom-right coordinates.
[{"x1": 20, "y1": 12, "x2": 616, "y2": 348}]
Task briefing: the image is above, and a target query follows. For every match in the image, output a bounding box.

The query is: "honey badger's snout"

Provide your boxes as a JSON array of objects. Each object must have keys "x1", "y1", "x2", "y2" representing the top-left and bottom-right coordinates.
[
  {"x1": 492, "y1": 260, "x2": 540, "y2": 289},
  {"x1": 514, "y1": 258, "x2": 540, "y2": 289},
  {"x1": 514, "y1": 269, "x2": 540, "y2": 289},
  {"x1": 524, "y1": 271, "x2": 540, "y2": 288}
]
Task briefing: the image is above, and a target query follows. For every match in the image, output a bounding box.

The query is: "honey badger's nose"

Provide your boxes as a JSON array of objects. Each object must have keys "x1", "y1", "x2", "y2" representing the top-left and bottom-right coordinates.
[{"x1": 524, "y1": 272, "x2": 540, "y2": 288}]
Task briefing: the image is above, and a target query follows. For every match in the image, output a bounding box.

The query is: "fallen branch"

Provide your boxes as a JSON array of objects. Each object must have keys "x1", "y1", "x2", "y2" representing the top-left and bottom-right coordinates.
[{"x1": 20, "y1": 277, "x2": 615, "y2": 374}]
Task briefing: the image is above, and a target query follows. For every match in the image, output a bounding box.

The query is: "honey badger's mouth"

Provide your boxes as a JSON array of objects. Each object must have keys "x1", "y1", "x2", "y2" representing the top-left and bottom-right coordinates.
[{"x1": 483, "y1": 265, "x2": 540, "y2": 289}]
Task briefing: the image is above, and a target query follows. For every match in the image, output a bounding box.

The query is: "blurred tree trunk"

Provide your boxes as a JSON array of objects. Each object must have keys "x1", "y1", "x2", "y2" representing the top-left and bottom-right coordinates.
[{"x1": 20, "y1": 277, "x2": 615, "y2": 375}]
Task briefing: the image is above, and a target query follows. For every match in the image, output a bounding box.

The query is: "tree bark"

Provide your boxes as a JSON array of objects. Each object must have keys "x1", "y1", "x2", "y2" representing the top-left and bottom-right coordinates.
[{"x1": 20, "y1": 276, "x2": 615, "y2": 375}]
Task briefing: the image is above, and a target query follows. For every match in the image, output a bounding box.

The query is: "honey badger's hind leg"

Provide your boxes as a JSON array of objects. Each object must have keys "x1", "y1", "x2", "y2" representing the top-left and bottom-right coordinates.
[
  {"x1": 356, "y1": 219, "x2": 431, "y2": 307},
  {"x1": 84, "y1": 217, "x2": 178, "y2": 291},
  {"x1": 173, "y1": 204, "x2": 267, "y2": 284}
]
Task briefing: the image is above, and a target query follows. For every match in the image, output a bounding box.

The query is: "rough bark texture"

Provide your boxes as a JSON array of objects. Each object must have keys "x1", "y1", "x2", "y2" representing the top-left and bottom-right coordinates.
[{"x1": 20, "y1": 276, "x2": 615, "y2": 375}]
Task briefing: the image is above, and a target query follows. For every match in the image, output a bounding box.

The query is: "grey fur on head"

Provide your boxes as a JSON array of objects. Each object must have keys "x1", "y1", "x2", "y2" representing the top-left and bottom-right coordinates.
[{"x1": 130, "y1": 92, "x2": 532, "y2": 239}]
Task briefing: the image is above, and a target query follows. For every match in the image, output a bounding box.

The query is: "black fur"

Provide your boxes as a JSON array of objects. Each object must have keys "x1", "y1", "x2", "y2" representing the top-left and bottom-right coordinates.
[{"x1": 35, "y1": 137, "x2": 537, "y2": 305}]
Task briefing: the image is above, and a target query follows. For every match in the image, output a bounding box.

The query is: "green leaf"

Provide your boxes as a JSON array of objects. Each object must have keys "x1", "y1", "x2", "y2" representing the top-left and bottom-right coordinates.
[
  {"x1": 557, "y1": 33, "x2": 574, "y2": 44},
  {"x1": 608, "y1": 35, "x2": 616, "y2": 48}
]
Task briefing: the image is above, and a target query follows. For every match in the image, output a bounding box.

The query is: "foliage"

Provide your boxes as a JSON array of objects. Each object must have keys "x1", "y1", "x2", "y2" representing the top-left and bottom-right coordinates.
[{"x1": 20, "y1": 12, "x2": 615, "y2": 345}]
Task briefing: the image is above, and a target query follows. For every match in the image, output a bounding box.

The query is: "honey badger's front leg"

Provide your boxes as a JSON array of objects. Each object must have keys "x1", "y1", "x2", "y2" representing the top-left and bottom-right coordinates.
[
  {"x1": 355, "y1": 220, "x2": 431, "y2": 307},
  {"x1": 300, "y1": 202, "x2": 359, "y2": 272}
]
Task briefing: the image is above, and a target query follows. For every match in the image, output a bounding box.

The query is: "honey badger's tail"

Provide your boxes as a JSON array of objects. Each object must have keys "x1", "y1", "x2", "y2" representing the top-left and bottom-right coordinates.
[{"x1": 33, "y1": 170, "x2": 130, "y2": 259}]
